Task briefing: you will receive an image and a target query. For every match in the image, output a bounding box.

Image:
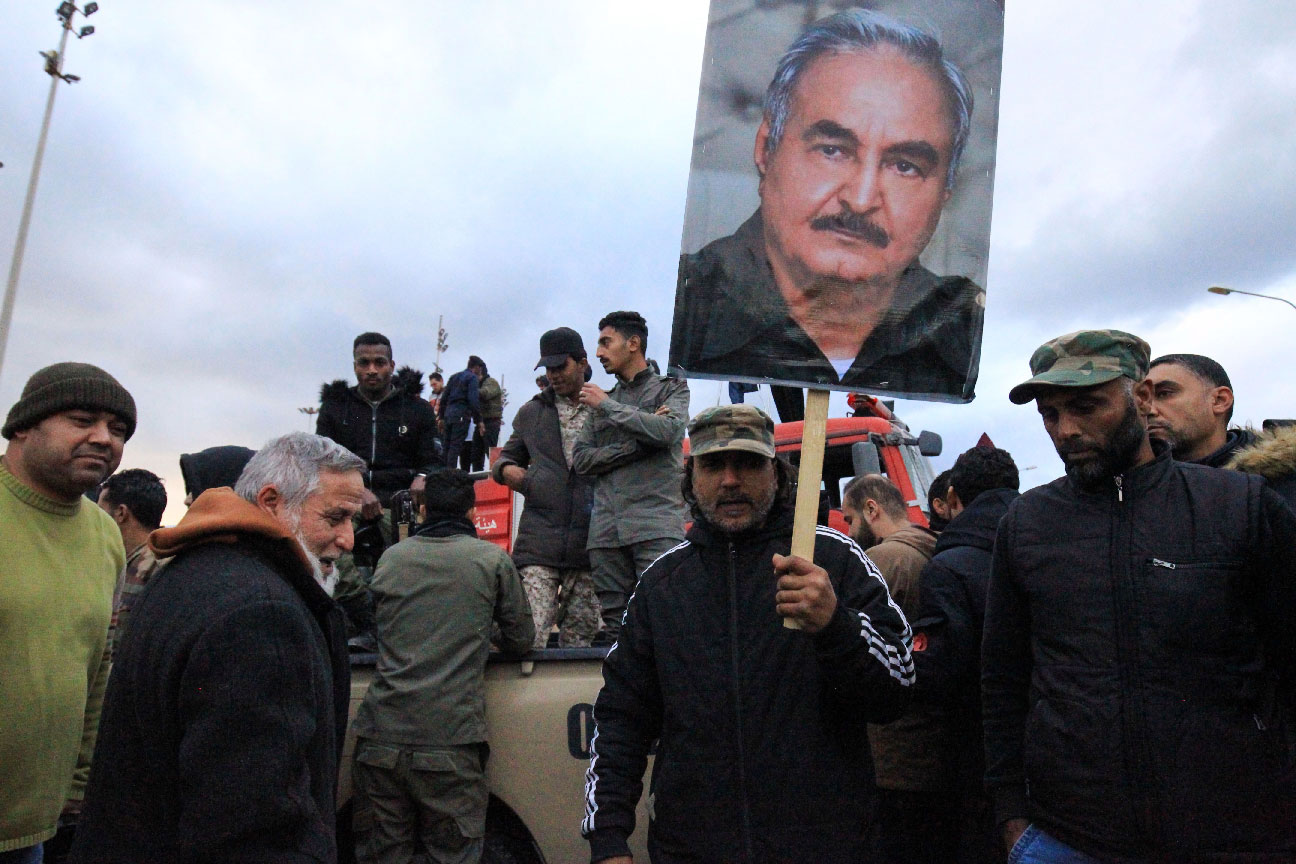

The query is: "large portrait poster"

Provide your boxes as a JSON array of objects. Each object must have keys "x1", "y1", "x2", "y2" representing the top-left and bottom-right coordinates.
[{"x1": 668, "y1": 1, "x2": 1004, "y2": 403}]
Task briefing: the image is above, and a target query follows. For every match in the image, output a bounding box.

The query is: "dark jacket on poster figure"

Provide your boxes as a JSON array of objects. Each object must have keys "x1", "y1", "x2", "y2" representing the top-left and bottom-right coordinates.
[
  {"x1": 317, "y1": 366, "x2": 441, "y2": 506},
  {"x1": 669, "y1": 209, "x2": 984, "y2": 402},
  {"x1": 1228, "y1": 424, "x2": 1296, "y2": 510},
  {"x1": 491, "y1": 387, "x2": 593, "y2": 570},
  {"x1": 69, "y1": 488, "x2": 350, "y2": 864},
  {"x1": 582, "y1": 505, "x2": 915, "y2": 864},
  {"x1": 981, "y1": 443, "x2": 1296, "y2": 862}
]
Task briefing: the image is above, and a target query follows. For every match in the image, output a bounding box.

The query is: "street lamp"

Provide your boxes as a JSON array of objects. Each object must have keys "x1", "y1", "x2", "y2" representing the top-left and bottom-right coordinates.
[
  {"x1": 0, "y1": 2, "x2": 100, "y2": 383},
  {"x1": 1207, "y1": 285, "x2": 1296, "y2": 312}
]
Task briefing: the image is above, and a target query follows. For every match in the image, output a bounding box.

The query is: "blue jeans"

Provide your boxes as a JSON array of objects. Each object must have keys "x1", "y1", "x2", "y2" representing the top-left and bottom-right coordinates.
[
  {"x1": 1008, "y1": 825, "x2": 1107, "y2": 864},
  {"x1": 0, "y1": 845, "x2": 44, "y2": 864}
]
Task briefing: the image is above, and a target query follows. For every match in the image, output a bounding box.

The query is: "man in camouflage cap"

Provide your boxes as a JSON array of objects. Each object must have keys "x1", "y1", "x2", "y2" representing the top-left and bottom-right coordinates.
[
  {"x1": 981, "y1": 329, "x2": 1296, "y2": 862},
  {"x1": 582, "y1": 404, "x2": 915, "y2": 863}
]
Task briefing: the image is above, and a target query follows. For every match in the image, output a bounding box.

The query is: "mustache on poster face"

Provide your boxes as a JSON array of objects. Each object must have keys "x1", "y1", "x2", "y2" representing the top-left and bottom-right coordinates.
[{"x1": 810, "y1": 210, "x2": 890, "y2": 248}]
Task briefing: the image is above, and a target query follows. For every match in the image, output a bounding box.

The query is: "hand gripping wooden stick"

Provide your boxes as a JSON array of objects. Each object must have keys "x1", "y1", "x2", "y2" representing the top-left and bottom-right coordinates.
[{"x1": 784, "y1": 389, "x2": 830, "y2": 630}]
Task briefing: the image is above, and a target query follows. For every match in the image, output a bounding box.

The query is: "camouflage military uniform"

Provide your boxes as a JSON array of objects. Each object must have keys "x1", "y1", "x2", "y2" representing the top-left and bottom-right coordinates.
[
  {"x1": 520, "y1": 564, "x2": 599, "y2": 648},
  {"x1": 109, "y1": 543, "x2": 166, "y2": 656}
]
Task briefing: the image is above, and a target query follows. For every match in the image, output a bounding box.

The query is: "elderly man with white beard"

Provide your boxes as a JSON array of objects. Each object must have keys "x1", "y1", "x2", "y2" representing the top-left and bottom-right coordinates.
[{"x1": 70, "y1": 432, "x2": 365, "y2": 864}]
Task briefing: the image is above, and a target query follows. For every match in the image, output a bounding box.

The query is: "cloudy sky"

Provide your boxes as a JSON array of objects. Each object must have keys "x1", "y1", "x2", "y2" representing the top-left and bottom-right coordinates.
[{"x1": 3, "y1": 0, "x2": 1294, "y2": 525}]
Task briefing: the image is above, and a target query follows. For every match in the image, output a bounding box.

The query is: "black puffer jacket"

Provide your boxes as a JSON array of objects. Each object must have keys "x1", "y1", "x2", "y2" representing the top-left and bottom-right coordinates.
[
  {"x1": 982, "y1": 445, "x2": 1296, "y2": 862},
  {"x1": 316, "y1": 367, "x2": 441, "y2": 505},
  {"x1": 491, "y1": 388, "x2": 593, "y2": 569},
  {"x1": 582, "y1": 506, "x2": 914, "y2": 864}
]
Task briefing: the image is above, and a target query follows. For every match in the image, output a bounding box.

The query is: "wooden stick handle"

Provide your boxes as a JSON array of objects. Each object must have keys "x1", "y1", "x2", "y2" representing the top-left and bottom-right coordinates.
[{"x1": 784, "y1": 389, "x2": 830, "y2": 630}]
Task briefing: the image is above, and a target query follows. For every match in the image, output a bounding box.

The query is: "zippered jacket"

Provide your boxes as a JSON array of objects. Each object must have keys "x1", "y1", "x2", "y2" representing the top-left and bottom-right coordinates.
[
  {"x1": 491, "y1": 388, "x2": 593, "y2": 569},
  {"x1": 982, "y1": 444, "x2": 1296, "y2": 861},
  {"x1": 316, "y1": 367, "x2": 440, "y2": 506},
  {"x1": 572, "y1": 368, "x2": 690, "y2": 547},
  {"x1": 582, "y1": 505, "x2": 914, "y2": 863}
]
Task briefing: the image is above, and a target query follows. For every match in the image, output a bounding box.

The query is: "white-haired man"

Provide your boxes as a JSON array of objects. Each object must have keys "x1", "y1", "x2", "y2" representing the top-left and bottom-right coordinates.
[{"x1": 70, "y1": 433, "x2": 366, "y2": 863}]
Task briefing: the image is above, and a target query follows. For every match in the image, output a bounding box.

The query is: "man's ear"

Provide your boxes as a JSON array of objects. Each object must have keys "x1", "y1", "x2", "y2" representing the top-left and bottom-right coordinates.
[
  {"x1": 753, "y1": 118, "x2": 772, "y2": 181},
  {"x1": 255, "y1": 485, "x2": 284, "y2": 518},
  {"x1": 1210, "y1": 386, "x2": 1235, "y2": 420},
  {"x1": 113, "y1": 504, "x2": 131, "y2": 527},
  {"x1": 466, "y1": 505, "x2": 477, "y2": 522}
]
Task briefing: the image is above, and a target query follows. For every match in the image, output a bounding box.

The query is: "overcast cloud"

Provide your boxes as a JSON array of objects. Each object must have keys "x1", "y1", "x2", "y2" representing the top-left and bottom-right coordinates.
[{"x1": 2, "y1": 0, "x2": 1294, "y2": 525}]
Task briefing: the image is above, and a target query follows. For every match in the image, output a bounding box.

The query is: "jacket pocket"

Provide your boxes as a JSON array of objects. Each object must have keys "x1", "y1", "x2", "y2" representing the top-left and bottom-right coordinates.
[
  {"x1": 355, "y1": 740, "x2": 401, "y2": 769},
  {"x1": 1135, "y1": 559, "x2": 1249, "y2": 662}
]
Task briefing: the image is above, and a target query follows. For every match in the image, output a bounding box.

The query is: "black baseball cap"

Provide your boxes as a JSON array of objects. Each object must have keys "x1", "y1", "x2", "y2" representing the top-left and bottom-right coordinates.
[{"x1": 535, "y1": 327, "x2": 586, "y2": 369}]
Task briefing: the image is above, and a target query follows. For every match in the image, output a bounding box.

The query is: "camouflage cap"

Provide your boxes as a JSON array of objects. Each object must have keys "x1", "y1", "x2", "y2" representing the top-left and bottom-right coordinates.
[
  {"x1": 1008, "y1": 329, "x2": 1151, "y2": 405},
  {"x1": 688, "y1": 405, "x2": 776, "y2": 459}
]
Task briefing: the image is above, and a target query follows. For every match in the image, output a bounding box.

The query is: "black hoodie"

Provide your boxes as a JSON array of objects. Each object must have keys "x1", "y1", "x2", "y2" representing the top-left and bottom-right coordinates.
[{"x1": 316, "y1": 366, "x2": 442, "y2": 505}]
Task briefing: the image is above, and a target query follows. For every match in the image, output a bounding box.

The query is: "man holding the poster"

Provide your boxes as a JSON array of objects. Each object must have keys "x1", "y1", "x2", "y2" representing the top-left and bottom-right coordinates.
[{"x1": 670, "y1": 9, "x2": 986, "y2": 400}]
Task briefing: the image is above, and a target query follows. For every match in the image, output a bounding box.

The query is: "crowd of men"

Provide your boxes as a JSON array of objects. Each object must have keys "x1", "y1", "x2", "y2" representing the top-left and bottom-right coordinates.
[{"x1": 2, "y1": 321, "x2": 1295, "y2": 864}]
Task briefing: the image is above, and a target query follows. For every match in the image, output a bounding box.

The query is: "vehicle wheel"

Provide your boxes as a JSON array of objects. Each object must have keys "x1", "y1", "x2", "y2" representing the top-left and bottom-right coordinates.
[{"x1": 481, "y1": 830, "x2": 531, "y2": 864}]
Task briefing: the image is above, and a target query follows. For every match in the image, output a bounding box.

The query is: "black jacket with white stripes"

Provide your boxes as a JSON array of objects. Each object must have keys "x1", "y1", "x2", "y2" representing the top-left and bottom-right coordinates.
[{"x1": 582, "y1": 503, "x2": 914, "y2": 864}]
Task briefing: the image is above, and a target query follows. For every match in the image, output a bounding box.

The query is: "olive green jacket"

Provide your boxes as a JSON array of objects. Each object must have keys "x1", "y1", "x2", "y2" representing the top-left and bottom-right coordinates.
[{"x1": 353, "y1": 521, "x2": 533, "y2": 746}]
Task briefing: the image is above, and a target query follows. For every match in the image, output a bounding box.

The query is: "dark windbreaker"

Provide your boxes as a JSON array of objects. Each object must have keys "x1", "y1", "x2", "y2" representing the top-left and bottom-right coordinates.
[{"x1": 582, "y1": 506, "x2": 914, "y2": 864}]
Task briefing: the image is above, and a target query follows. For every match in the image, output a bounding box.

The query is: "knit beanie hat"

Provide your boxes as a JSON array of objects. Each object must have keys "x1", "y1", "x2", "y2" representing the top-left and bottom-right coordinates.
[{"x1": 3, "y1": 362, "x2": 137, "y2": 440}]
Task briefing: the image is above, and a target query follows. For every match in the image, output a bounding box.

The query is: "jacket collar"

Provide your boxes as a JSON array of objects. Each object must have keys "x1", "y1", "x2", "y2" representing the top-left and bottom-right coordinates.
[
  {"x1": 1065, "y1": 437, "x2": 1174, "y2": 499},
  {"x1": 685, "y1": 501, "x2": 794, "y2": 548},
  {"x1": 413, "y1": 512, "x2": 478, "y2": 539},
  {"x1": 148, "y1": 488, "x2": 332, "y2": 611}
]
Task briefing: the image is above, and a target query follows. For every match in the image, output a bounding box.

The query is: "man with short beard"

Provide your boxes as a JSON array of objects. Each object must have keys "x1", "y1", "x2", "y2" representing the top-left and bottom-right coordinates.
[
  {"x1": 582, "y1": 405, "x2": 914, "y2": 864},
  {"x1": 982, "y1": 330, "x2": 1296, "y2": 864},
  {"x1": 70, "y1": 433, "x2": 365, "y2": 863}
]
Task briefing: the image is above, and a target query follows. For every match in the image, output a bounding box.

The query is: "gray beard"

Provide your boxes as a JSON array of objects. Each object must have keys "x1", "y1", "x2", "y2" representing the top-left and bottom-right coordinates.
[{"x1": 289, "y1": 515, "x2": 338, "y2": 596}]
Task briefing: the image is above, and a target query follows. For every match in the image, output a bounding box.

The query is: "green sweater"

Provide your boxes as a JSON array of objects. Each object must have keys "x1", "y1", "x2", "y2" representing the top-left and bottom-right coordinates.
[{"x1": 0, "y1": 459, "x2": 123, "y2": 851}]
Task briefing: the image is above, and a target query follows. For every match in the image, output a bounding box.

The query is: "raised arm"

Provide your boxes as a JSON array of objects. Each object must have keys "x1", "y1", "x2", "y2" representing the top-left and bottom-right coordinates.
[
  {"x1": 591, "y1": 379, "x2": 689, "y2": 447},
  {"x1": 571, "y1": 413, "x2": 650, "y2": 476}
]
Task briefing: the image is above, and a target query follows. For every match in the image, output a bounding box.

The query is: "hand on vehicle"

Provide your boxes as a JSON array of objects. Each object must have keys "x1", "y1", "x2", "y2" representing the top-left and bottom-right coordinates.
[
  {"x1": 772, "y1": 553, "x2": 837, "y2": 632},
  {"x1": 409, "y1": 474, "x2": 426, "y2": 506},
  {"x1": 359, "y1": 488, "x2": 383, "y2": 521},
  {"x1": 1002, "y1": 818, "x2": 1030, "y2": 853},
  {"x1": 500, "y1": 464, "x2": 527, "y2": 492},
  {"x1": 580, "y1": 383, "x2": 609, "y2": 408}
]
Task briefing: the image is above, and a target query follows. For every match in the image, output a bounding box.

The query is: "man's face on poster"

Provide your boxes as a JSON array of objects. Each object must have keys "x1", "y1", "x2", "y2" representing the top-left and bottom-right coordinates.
[{"x1": 754, "y1": 46, "x2": 955, "y2": 294}]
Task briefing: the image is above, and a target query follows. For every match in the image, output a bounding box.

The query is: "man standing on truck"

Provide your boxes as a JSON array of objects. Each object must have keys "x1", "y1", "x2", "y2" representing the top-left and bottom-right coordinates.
[
  {"x1": 494, "y1": 326, "x2": 601, "y2": 648},
  {"x1": 574, "y1": 311, "x2": 690, "y2": 641},
  {"x1": 440, "y1": 356, "x2": 485, "y2": 471},
  {"x1": 318, "y1": 332, "x2": 442, "y2": 636},
  {"x1": 983, "y1": 330, "x2": 1296, "y2": 862},
  {"x1": 468, "y1": 363, "x2": 503, "y2": 472},
  {"x1": 351, "y1": 468, "x2": 533, "y2": 864},
  {"x1": 582, "y1": 405, "x2": 914, "y2": 864},
  {"x1": 70, "y1": 433, "x2": 363, "y2": 863},
  {"x1": 1, "y1": 362, "x2": 135, "y2": 863}
]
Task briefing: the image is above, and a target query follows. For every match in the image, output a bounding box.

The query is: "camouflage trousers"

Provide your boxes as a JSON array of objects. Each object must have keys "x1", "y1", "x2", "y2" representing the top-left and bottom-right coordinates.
[{"x1": 519, "y1": 565, "x2": 601, "y2": 649}]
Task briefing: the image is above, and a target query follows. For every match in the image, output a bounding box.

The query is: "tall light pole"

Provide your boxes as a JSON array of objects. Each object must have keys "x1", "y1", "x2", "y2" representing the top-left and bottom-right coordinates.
[
  {"x1": 0, "y1": 2, "x2": 99, "y2": 383},
  {"x1": 1207, "y1": 285, "x2": 1296, "y2": 312}
]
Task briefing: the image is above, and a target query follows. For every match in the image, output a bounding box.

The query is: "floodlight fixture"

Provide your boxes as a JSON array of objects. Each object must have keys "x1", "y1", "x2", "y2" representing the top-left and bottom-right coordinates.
[
  {"x1": 84, "y1": 2, "x2": 99, "y2": 14},
  {"x1": 78, "y1": 25, "x2": 94, "y2": 38},
  {"x1": 57, "y1": 1, "x2": 75, "y2": 20},
  {"x1": 63, "y1": 73, "x2": 80, "y2": 82}
]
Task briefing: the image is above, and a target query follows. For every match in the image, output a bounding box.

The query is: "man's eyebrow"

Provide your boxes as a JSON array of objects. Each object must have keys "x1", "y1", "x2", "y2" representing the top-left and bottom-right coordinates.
[
  {"x1": 801, "y1": 120, "x2": 859, "y2": 145},
  {"x1": 883, "y1": 140, "x2": 941, "y2": 167}
]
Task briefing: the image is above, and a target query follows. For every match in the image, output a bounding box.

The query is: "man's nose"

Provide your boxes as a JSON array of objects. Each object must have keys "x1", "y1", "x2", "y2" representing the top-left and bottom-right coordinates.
[
  {"x1": 87, "y1": 419, "x2": 114, "y2": 446},
  {"x1": 337, "y1": 522, "x2": 355, "y2": 553},
  {"x1": 839, "y1": 159, "x2": 883, "y2": 213}
]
